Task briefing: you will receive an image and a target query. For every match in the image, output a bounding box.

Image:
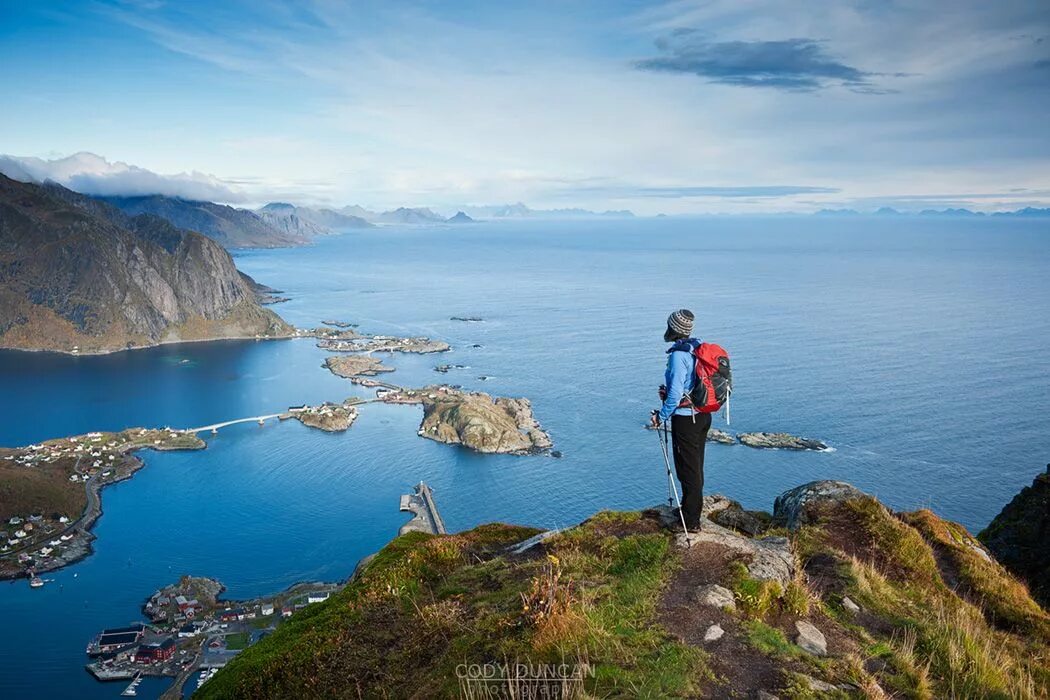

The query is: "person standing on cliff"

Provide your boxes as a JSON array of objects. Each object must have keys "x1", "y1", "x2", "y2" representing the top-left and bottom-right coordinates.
[{"x1": 650, "y1": 309, "x2": 711, "y2": 531}]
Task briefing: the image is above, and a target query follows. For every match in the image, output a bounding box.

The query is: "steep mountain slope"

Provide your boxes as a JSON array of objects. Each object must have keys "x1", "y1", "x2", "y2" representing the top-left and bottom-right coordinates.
[
  {"x1": 980, "y1": 465, "x2": 1050, "y2": 608},
  {"x1": 100, "y1": 194, "x2": 302, "y2": 248},
  {"x1": 195, "y1": 481, "x2": 1050, "y2": 699},
  {"x1": 0, "y1": 175, "x2": 292, "y2": 353}
]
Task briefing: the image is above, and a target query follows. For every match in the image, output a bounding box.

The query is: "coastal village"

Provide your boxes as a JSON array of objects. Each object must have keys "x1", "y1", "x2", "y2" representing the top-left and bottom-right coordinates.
[
  {"x1": 84, "y1": 574, "x2": 342, "y2": 695},
  {"x1": 0, "y1": 428, "x2": 206, "y2": 583},
  {"x1": 82, "y1": 482, "x2": 445, "y2": 697}
]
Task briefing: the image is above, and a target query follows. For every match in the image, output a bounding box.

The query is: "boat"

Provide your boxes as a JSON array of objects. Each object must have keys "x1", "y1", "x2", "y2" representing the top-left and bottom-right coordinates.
[{"x1": 29, "y1": 576, "x2": 44, "y2": 588}]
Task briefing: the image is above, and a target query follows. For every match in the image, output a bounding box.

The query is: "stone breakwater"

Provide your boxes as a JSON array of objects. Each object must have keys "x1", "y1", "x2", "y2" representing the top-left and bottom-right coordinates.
[{"x1": 380, "y1": 385, "x2": 553, "y2": 455}]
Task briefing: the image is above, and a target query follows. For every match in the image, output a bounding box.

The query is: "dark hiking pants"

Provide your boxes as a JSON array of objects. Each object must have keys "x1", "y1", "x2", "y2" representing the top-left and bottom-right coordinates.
[{"x1": 671, "y1": 412, "x2": 711, "y2": 528}]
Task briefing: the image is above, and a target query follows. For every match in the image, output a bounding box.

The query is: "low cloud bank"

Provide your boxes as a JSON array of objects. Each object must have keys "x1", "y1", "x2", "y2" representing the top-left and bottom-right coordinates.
[{"x1": 0, "y1": 152, "x2": 244, "y2": 202}]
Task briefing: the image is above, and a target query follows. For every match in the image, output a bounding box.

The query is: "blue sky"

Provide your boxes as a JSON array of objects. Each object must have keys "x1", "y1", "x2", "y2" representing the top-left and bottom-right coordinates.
[{"x1": 1, "y1": 0, "x2": 1048, "y2": 213}]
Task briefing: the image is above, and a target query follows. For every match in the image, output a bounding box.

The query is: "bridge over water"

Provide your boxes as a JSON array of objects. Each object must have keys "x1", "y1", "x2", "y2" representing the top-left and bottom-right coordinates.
[{"x1": 183, "y1": 413, "x2": 287, "y2": 434}]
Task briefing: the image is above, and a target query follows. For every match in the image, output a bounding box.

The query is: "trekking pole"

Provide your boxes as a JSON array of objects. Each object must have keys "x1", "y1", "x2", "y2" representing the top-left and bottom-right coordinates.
[{"x1": 654, "y1": 413, "x2": 691, "y2": 541}]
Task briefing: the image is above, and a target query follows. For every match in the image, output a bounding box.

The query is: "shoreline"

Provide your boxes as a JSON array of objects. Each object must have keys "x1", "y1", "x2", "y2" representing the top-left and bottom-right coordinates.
[
  {"x1": 0, "y1": 332, "x2": 301, "y2": 358},
  {"x1": 0, "y1": 434, "x2": 206, "y2": 583},
  {"x1": 0, "y1": 321, "x2": 449, "y2": 358}
]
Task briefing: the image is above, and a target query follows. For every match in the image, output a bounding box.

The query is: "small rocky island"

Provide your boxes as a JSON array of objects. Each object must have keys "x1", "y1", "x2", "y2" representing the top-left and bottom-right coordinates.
[
  {"x1": 381, "y1": 385, "x2": 553, "y2": 454},
  {"x1": 646, "y1": 426, "x2": 828, "y2": 451},
  {"x1": 291, "y1": 402, "x2": 359, "y2": 432},
  {"x1": 434, "y1": 363, "x2": 468, "y2": 373},
  {"x1": 738, "y1": 432, "x2": 828, "y2": 451},
  {"x1": 310, "y1": 326, "x2": 450, "y2": 354},
  {"x1": 323, "y1": 355, "x2": 395, "y2": 379}
]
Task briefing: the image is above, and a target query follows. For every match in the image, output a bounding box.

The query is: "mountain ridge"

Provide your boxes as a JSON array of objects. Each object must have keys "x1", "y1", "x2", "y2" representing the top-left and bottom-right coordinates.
[
  {"x1": 100, "y1": 194, "x2": 303, "y2": 249},
  {"x1": 0, "y1": 175, "x2": 291, "y2": 353}
]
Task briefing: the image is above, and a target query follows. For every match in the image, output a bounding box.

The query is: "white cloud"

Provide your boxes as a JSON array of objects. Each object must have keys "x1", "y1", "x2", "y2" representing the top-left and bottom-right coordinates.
[{"x1": 0, "y1": 152, "x2": 246, "y2": 202}]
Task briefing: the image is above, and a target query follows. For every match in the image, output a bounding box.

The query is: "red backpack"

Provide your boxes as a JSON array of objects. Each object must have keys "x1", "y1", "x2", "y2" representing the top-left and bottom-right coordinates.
[{"x1": 678, "y1": 342, "x2": 733, "y2": 420}]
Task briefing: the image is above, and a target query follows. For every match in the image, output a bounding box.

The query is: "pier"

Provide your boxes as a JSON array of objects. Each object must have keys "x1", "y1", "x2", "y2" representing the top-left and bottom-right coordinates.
[
  {"x1": 399, "y1": 482, "x2": 447, "y2": 535},
  {"x1": 121, "y1": 672, "x2": 142, "y2": 696}
]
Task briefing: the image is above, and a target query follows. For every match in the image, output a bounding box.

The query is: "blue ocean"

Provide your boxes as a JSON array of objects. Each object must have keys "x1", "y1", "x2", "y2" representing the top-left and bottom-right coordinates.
[{"x1": 1, "y1": 217, "x2": 1048, "y2": 699}]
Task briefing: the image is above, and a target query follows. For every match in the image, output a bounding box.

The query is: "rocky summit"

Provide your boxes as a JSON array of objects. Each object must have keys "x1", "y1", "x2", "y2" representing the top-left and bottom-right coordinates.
[
  {"x1": 194, "y1": 480, "x2": 1050, "y2": 699},
  {"x1": 0, "y1": 175, "x2": 291, "y2": 353}
]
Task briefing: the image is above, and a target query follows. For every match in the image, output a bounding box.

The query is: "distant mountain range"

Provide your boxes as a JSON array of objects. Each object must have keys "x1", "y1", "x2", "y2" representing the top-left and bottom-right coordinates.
[
  {"x1": 100, "y1": 195, "x2": 304, "y2": 249},
  {"x1": 460, "y1": 202, "x2": 635, "y2": 219},
  {"x1": 815, "y1": 207, "x2": 1050, "y2": 218},
  {"x1": 257, "y1": 202, "x2": 372, "y2": 237},
  {"x1": 0, "y1": 175, "x2": 290, "y2": 353},
  {"x1": 375, "y1": 207, "x2": 447, "y2": 225}
]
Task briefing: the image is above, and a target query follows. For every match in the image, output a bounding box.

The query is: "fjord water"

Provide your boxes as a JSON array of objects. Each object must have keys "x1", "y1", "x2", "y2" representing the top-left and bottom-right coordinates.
[{"x1": 2, "y1": 217, "x2": 1049, "y2": 699}]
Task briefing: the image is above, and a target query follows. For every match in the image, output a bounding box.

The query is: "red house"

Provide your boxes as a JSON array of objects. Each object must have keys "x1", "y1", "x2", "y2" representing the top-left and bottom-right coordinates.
[{"x1": 135, "y1": 638, "x2": 176, "y2": 664}]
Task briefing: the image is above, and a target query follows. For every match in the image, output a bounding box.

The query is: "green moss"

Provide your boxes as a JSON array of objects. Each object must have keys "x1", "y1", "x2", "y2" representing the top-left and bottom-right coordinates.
[
  {"x1": 745, "y1": 620, "x2": 802, "y2": 658},
  {"x1": 729, "y1": 561, "x2": 784, "y2": 619}
]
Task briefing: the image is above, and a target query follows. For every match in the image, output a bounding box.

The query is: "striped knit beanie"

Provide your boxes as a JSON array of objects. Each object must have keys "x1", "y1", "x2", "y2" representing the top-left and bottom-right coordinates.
[{"x1": 666, "y1": 308, "x2": 694, "y2": 338}]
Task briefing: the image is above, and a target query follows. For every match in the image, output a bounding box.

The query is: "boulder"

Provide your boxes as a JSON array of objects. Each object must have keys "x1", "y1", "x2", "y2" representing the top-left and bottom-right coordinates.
[
  {"x1": 703, "y1": 624, "x2": 725, "y2": 642},
  {"x1": 794, "y1": 620, "x2": 827, "y2": 656},
  {"x1": 695, "y1": 584, "x2": 736, "y2": 610},
  {"x1": 842, "y1": 596, "x2": 860, "y2": 614},
  {"x1": 738, "y1": 432, "x2": 827, "y2": 451},
  {"x1": 773, "y1": 480, "x2": 870, "y2": 530},
  {"x1": 979, "y1": 464, "x2": 1050, "y2": 608},
  {"x1": 650, "y1": 498, "x2": 796, "y2": 586},
  {"x1": 800, "y1": 675, "x2": 837, "y2": 692},
  {"x1": 709, "y1": 500, "x2": 772, "y2": 536}
]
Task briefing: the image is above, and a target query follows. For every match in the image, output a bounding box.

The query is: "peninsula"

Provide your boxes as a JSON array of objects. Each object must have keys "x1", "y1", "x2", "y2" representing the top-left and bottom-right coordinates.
[
  {"x1": 0, "y1": 398, "x2": 368, "y2": 582},
  {"x1": 0, "y1": 428, "x2": 205, "y2": 580}
]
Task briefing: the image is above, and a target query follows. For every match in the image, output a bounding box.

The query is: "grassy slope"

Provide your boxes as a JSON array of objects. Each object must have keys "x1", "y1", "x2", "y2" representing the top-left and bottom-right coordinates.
[{"x1": 197, "y1": 500, "x2": 1050, "y2": 699}]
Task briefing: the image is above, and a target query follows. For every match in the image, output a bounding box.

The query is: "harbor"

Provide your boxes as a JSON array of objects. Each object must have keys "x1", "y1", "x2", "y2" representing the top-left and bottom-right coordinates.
[{"x1": 78, "y1": 487, "x2": 446, "y2": 696}]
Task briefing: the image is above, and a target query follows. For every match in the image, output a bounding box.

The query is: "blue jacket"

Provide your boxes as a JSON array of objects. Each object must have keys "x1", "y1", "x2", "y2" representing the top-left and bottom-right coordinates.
[{"x1": 659, "y1": 338, "x2": 699, "y2": 422}]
